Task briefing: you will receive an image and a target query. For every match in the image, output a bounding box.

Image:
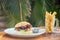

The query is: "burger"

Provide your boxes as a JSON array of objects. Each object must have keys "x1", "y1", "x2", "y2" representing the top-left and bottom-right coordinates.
[{"x1": 15, "y1": 21, "x2": 32, "y2": 34}]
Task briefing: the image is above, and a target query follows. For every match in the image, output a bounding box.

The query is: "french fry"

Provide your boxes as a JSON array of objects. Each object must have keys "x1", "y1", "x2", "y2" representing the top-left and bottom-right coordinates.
[
  {"x1": 45, "y1": 11, "x2": 57, "y2": 33},
  {"x1": 52, "y1": 11, "x2": 57, "y2": 16}
]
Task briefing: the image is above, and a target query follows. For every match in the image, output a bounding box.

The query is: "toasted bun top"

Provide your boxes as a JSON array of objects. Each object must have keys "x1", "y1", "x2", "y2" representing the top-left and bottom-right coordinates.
[{"x1": 15, "y1": 21, "x2": 32, "y2": 27}]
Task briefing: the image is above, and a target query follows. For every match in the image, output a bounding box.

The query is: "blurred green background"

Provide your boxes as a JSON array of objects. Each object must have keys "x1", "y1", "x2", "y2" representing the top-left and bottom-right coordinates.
[{"x1": 0, "y1": 0, "x2": 60, "y2": 28}]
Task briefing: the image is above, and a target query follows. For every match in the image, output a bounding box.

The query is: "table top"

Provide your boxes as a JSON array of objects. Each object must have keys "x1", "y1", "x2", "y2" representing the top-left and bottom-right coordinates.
[{"x1": 0, "y1": 27, "x2": 60, "y2": 40}]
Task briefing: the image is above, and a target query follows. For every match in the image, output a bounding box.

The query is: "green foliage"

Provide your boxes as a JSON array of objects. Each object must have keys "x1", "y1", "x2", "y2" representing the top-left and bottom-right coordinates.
[
  {"x1": 2, "y1": 0, "x2": 31, "y2": 27},
  {"x1": 29, "y1": 0, "x2": 46, "y2": 27},
  {"x1": 1, "y1": 0, "x2": 60, "y2": 27},
  {"x1": 45, "y1": 0, "x2": 56, "y2": 12}
]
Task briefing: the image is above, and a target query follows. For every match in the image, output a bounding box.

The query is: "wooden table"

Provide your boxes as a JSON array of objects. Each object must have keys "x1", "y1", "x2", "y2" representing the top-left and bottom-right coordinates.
[{"x1": 0, "y1": 27, "x2": 60, "y2": 40}]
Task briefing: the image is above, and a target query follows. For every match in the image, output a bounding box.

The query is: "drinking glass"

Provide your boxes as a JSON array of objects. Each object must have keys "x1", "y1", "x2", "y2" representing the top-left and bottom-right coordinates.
[{"x1": 53, "y1": 18, "x2": 60, "y2": 33}]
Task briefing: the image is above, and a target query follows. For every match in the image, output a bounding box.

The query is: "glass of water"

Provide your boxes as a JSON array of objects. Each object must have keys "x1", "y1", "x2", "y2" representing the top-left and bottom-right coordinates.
[{"x1": 53, "y1": 18, "x2": 60, "y2": 33}]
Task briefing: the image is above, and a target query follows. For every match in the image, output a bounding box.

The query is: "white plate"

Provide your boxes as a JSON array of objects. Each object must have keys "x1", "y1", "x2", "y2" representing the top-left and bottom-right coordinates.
[{"x1": 4, "y1": 27, "x2": 46, "y2": 38}]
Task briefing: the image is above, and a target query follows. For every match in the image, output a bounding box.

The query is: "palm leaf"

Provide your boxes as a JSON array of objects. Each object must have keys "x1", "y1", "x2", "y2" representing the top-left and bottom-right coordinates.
[
  {"x1": 2, "y1": 0, "x2": 31, "y2": 27},
  {"x1": 29, "y1": 0, "x2": 46, "y2": 27}
]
